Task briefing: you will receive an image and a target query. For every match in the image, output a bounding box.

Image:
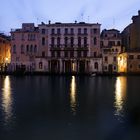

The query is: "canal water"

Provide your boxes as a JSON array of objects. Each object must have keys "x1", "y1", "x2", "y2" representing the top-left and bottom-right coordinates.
[{"x1": 0, "y1": 75, "x2": 140, "y2": 140}]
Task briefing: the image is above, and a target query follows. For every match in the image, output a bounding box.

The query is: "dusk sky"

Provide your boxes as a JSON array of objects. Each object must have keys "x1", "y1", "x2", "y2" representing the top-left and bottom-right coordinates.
[{"x1": 0, "y1": 0, "x2": 140, "y2": 34}]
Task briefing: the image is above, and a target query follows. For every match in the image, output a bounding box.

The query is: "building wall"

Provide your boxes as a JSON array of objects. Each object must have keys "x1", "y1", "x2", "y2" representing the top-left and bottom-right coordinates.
[
  {"x1": 101, "y1": 29, "x2": 122, "y2": 73},
  {"x1": 122, "y1": 11, "x2": 140, "y2": 51},
  {"x1": 131, "y1": 11, "x2": 140, "y2": 50},
  {"x1": 0, "y1": 34, "x2": 11, "y2": 71},
  {"x1": 118, "y1": 52, "x2": 140, "y2": 73},
  {"x1": 10, "y1": 22, "x2": 102, "y2": 74},
  {"x1": 10, "y1": 23, "x2": 40, "y2": 71}
]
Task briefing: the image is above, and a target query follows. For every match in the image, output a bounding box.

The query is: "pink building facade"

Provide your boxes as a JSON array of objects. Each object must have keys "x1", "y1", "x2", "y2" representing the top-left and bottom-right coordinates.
[{"x1": 10, "y1": 22, "x2": 102, "y2": 74}]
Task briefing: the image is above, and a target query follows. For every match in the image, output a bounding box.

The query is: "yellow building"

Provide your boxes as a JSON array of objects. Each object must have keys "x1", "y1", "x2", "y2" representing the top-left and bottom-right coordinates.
[
  {"x1": 0, "y1": 34, "x2": 11, "y2": 71},
  {"x1": 118, "y1": 52, "x2": 140, "y2": 73}
]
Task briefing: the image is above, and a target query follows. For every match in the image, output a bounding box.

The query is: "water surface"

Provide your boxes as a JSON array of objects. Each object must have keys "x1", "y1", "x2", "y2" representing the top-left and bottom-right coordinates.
[{"x1": 0, "y1": 75, "x2": 140, "y2": 140}]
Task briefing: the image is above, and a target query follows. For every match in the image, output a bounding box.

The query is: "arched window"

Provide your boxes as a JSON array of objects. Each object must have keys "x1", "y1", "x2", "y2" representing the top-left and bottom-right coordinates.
[
  {"x1": 78, "y1": 37, "x2": 81, "y2": 47},
  {"x1": 57, "y1": 37, "x2": 60, "y2": 47},
  {"x1": 21, "y1": 45, "x2": 24, "y2": 53},
  {"x1": 39, "y1": 62, "x2": 43, "y2": 69},
  {"x1": 30, "y1": 45, "x2": 33, "y2": 52},
  {"x1": 51, "y1": 37, "x2": 55, "y2": 46},
  {"x1": 70, "y1": 37, "x2": 74, "y2": 47},
  {"x1": 94, "y1": 37, "x2": 97, "y2": 45},
  {"x1": 42, "y1": 37, "x2": 45, "y2": 45},
  {"x1": 65, "y1": 37, "x2": 68, "y2": 47},
  {"x1": 94, "y1": 62, "x2": 98, "y2": 70},
  {"x1": 34, "y1": 45, "x2": 37, "y2": 53},
  {"x1": 13, "y1": 45, "x2": 16, "y2": 53},
  {"x1": 84, "y1": 37, "x2": 87, "y2": 47},
  {"x1": 26, "y1": 45, "x2": 29, "y2": 52}
]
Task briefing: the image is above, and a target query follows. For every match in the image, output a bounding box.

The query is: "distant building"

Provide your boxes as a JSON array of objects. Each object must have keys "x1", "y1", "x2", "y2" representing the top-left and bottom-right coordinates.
[
  {"x1": 10, "y1": 22, "x2": 102, "y2": 74},
  {"x1": 122, "y1": 10, "x2": 140, "y2": 51},
  {"x1": 10, "y1": 23, "x2": 40, "y2": 72},
  {"x1": 0, "y1": 33, "x2": 11, "y2": 71},
  {"x1": 101, "y1": 29, "x2": 122, "y2": 73}
]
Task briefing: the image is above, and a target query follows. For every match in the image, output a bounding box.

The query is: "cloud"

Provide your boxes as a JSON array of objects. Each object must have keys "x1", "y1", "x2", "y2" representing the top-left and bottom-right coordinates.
[{"x1": 0, "y1": 0, "x2": 140, "y2": 32}]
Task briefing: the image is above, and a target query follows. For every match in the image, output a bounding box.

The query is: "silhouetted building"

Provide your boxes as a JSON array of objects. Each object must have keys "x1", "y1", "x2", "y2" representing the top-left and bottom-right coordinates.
[{"x1": 122, "y1": 10, "x2": 140, "y2": 51}]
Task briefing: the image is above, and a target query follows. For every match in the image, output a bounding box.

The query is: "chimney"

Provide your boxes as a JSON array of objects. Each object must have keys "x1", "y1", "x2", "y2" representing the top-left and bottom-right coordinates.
[{"x1": 49, "y1": 20, "x2": 51, "y2": 24}]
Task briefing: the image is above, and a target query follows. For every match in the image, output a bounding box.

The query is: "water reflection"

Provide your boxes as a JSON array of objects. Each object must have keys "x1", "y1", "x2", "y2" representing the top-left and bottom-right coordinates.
[
  {"x1": 114, "y1": 77, "x2": 127, "y2": 120},
  {"x1": 70, "y1": 76, "x2": 77, "y2": 115},
  {"x1": 2, "y1": 76, "x2": 13, "y2": 126}
]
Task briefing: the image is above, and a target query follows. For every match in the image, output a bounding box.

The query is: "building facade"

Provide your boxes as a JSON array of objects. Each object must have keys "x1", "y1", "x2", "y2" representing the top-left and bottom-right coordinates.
[
  {"x1": 118, "y1": 52, "x2": 140, "y2": 73},
  {"x1": 0, "y1": 33, "x2": 11, "y2": 71},
  {"x1": 10, "y1": 23, "x2": 40, "y2": 72},
  {"x1": 10, "y1": 22, "x2": 102, "y2": 74},
  {"x1": 122, "y1": 10, "x2": 140, "y2": 51},
  {"x1": 101, "y1": 29, "x2": 122, "y2": 73}
]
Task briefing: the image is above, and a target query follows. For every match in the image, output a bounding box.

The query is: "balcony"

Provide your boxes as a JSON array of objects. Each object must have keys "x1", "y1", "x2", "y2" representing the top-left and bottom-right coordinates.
[
  {"x1": 64, "y1": 33, "x2": 74, "y2": 36},
  {"x1": 50, "y1": 45, "x2": 61, "y2": 51},
  {"x1": 50, "y1": 33, "x2": 61, "y2": 36},
  {"x1": 76, "y1": 46, "x2": 88, "y2": 51},
  {"x1": 77, "y1": 33, "x2": 88, "y2": 36}
]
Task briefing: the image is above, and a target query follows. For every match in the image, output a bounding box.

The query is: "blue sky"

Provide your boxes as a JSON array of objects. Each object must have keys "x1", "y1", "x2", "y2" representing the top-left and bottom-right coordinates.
[{"x1": 0, "y1": 0, "x2": 140, "y2": 34}]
